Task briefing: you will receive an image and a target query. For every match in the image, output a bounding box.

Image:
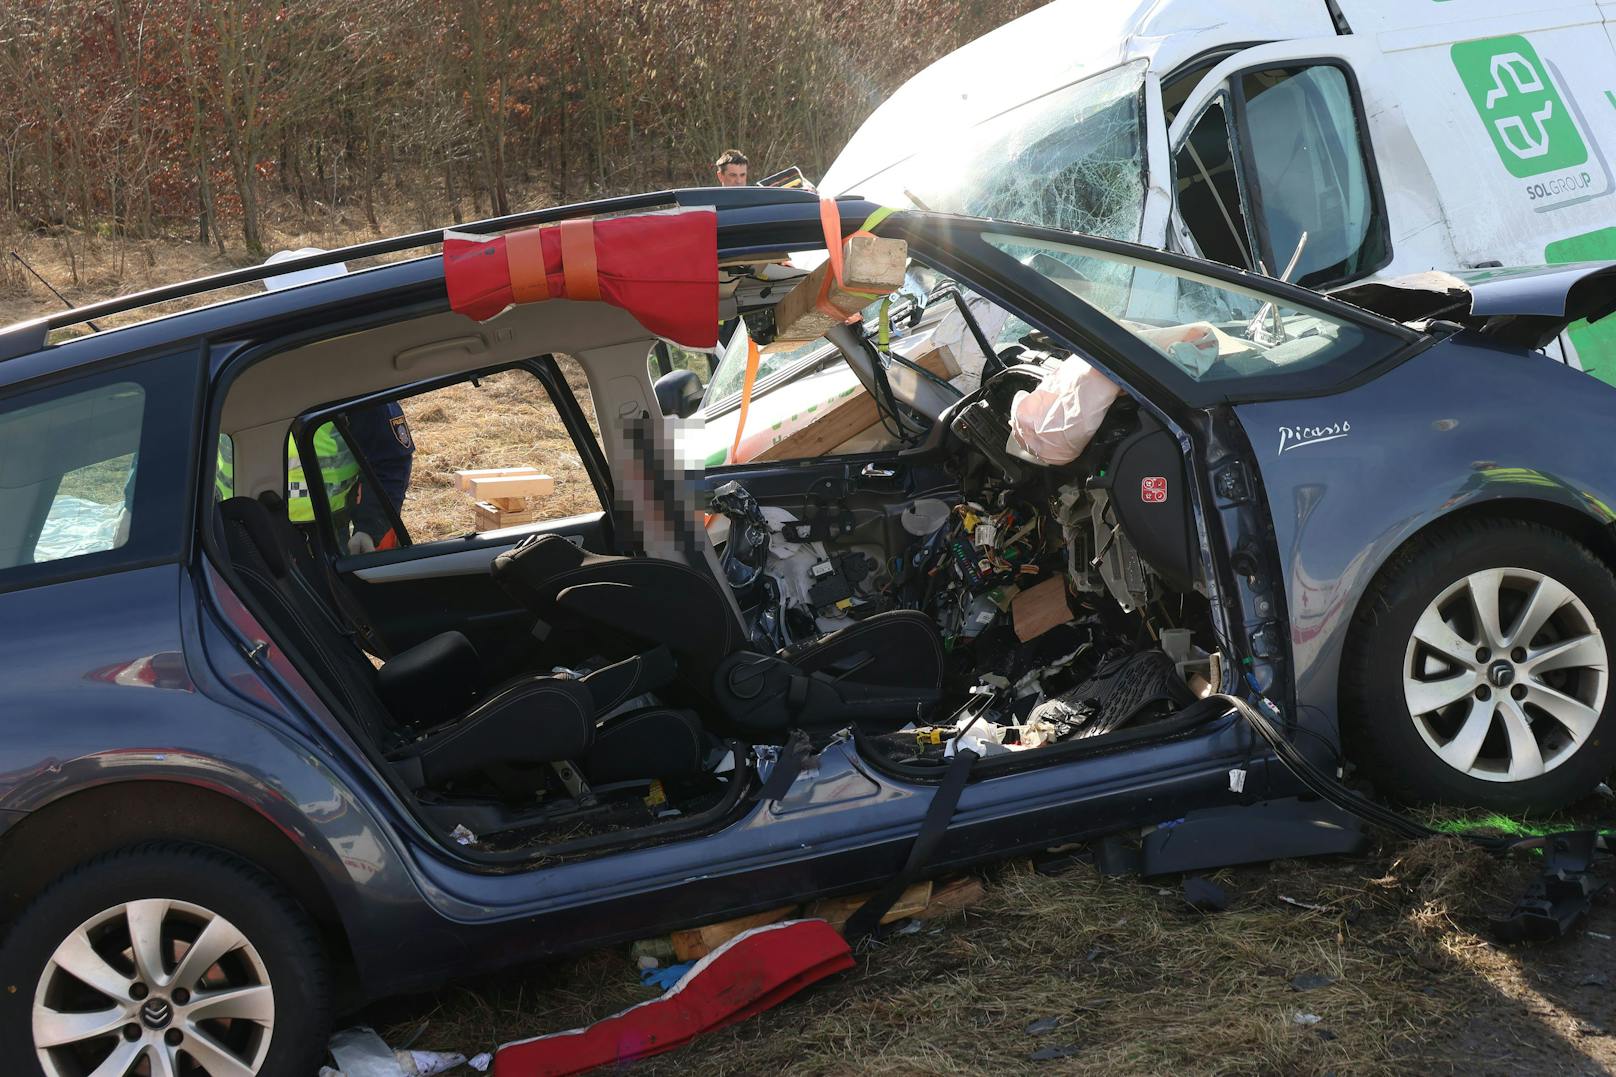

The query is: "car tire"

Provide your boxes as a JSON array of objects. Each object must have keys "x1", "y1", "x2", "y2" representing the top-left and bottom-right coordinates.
[
  {"x1": 0, "y1": 842, "x2": 331, "y2": 1076},
  {"x1": 1343, "y1": 518, "x2": 1616, "y2": 811}
]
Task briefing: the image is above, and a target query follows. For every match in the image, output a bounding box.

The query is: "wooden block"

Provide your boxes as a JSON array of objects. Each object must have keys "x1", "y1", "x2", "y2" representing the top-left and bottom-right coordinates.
[
  {"x1": 454, "y1": 466, "x2": 543, "y2": 493},
  {"x1": 465, "y1": 473, "x2": 554, "y2": 500},
  {"x1": 774, "y1": 235, "x2": 908, "y2": 341},
  {"x1": 912, "y1": 876, "x2": 985, "y2": 920},
  {"x1": 753, "y1": 344, "x2": 953, "y2": 462},
  {"x1": 1012, "y1": 575, "x2": 1073, "y2": 642},
  {"x1": 670, "y1": 905, "x2": 797, "y2": 962},
  {"x1": 805, "y1": 880, "x2": 932, "y2": 934},
  {"x1": 473, "y1": 500, "x2": 535, "y2": 532}
]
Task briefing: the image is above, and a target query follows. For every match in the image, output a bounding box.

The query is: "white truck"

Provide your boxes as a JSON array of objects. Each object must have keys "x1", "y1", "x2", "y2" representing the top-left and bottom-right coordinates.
[
  {"x1": 820, "y1": 0, "x2": 1616, "y2": 380},
  {"x1": 689, "y1": 0, "x2": 1616, "y2": 463}
]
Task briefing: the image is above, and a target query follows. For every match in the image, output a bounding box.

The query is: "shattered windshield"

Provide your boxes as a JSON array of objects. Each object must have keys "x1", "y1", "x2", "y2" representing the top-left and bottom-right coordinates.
[
  {"x1": 854, "y1": 61, "x2": 1148, "y2": 242},
  {"x1": 983, "y1": 231, "x2": 1401, "y2": 388}
]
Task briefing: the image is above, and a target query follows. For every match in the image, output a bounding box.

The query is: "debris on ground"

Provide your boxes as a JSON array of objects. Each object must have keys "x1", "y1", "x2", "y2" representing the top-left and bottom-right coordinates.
[
  {"x1": 324, "y1": 1026, "x2": 469, "y2": 1076},
  {"x1": 372, "y1": 823, "x2": 1613, "y2": 1075},
  {"x1": 1181, "y1": 875, "x2": 1230, "y2": 912},
  {"x1": 491, "y1": 919, "x2": 854, "y2": 1076}
]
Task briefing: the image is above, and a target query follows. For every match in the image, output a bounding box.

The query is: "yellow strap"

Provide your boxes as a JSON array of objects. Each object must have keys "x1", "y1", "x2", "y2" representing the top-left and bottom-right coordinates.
[
  {"x1": 728, "y1": 334, "x2": 762, "y2": 464},
  {"x1": 859, "y1": 206, "x2": 896, "y2": 233}
]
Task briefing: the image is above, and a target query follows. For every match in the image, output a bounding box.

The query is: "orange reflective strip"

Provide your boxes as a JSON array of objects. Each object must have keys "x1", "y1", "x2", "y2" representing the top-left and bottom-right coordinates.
[
  {"x1": 506, "y1": 227, "x2": 551, "y2": 303},
  {"x1": 728, "y1": 335, "x2": 762, "y2": 464},
  {"x1": 559, "y1": 219, "x2": 601, "y2": 301}
]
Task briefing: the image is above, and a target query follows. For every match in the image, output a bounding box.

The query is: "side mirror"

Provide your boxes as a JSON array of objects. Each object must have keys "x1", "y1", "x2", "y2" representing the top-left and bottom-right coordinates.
[{"x1": 653, "y1": 368, "x2": 704, "y2": 419}]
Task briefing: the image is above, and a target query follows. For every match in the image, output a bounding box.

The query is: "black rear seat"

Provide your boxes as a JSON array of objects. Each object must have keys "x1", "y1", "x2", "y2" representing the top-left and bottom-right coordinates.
[{"x1": 216, "y1": 496, "x2": 711, "y2": 795}]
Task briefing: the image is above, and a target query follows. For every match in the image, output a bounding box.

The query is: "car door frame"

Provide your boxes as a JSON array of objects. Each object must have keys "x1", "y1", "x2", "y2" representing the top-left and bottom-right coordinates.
[
  {"x1": 1162, "y1": 38, "x2": 1397, "y2": 291},
  {"x1": 874, "y1": 212, "x2": 1425, "y2": 737},
  {"x1": 293, "y1": 353, "x2": 617, "y2": 654}
]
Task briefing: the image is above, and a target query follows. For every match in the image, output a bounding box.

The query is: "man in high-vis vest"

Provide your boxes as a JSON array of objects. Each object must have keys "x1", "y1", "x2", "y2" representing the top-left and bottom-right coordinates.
[{"x1": 286, "y1": 401, "x2": 413, "y2": 554}]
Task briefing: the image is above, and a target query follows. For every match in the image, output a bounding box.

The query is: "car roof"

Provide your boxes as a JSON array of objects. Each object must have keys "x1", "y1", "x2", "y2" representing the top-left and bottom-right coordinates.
[{"x1": 0, "y1": 187, "x2": 857, "y2": 374}]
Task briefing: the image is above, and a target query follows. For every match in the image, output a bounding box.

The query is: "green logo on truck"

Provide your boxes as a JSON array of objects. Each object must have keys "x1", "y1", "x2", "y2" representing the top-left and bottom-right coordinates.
[{"x1": 1452, "y1": 35, "x2": 1587, "y2": 178}]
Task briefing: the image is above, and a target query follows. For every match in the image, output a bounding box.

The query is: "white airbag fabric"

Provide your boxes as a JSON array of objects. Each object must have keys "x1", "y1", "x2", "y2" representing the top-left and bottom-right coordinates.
[{"x1": 1008, "y1": 355, "x2": 1121, "y2": 465}]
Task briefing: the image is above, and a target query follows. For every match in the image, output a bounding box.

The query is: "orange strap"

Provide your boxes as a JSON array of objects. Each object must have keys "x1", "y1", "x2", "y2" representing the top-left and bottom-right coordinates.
[
  {"x1": 506, "y1": 228, "x2": 550, "y2": 302},
  {"x1": 728, "y1": 335, "x2": 762, "y2": 464},
  {"x1": 815, "y1": 196, "x2": 883, "y2": 324},
  {"x1": 819, "y1": 197, "x2": 846, "y2": 290},
  {"x1": 559, "y1": 219, "x2": 601, "y2": 301}
]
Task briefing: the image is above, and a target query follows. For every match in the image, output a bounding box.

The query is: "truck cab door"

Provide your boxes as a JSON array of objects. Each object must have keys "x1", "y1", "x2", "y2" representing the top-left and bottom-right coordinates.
[{"x1": 1161, "y1": 38, "x2": 1401, "y2": 293}]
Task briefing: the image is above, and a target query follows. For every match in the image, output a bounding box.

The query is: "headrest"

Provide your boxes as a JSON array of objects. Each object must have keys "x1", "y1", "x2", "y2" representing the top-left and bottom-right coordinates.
[{"x1": 219, "y1": 496, "x2": 288, "y2": 577}]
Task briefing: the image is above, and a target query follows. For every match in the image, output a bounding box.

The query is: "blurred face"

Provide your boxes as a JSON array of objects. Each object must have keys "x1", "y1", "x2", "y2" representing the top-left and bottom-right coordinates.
[{"x1": 717, "y1": 163, "x2": 748, "y2": 187}]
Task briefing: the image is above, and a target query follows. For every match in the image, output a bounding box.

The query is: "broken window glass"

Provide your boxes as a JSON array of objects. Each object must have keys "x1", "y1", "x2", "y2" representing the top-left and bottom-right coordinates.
[
  {"x1": 982, "y1": 231, "x2": 1399, "y2": 387},
  {"x1": 859, "y1": 62, "x2": 1149, "y2": 242}
]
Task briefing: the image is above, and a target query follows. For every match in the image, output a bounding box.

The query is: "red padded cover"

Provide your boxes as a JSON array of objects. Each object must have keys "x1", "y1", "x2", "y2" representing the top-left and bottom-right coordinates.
[
  {"x1": 492, "y1": 919, "x2": 853, "y2": 1076},
  {"x1": 444, "y1": 206, "x2": 719, "y2": 347}
]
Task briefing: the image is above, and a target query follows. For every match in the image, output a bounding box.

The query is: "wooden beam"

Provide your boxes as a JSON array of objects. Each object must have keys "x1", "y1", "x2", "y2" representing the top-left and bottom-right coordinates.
[
  {"x1": 773, "y1": 235, "x2": 908, "y2": 341},
  {"x1": 752, "y1": 344, "x2": 955, "y2": 462},
  {"x1": 465, "y1": 473, "x2": 555, "y2": 499},
  {"x1": 805, "y1": 881, "x2": 932, "y2": 933},
  {"x1": 669, "y1": 905, "x2": 797, "y2": 961},
  {"x1": 454, "y1": 466, "x2": 544, "y2": 493}
]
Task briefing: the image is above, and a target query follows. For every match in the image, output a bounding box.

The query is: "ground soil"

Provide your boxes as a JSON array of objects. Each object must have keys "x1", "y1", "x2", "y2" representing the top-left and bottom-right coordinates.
[{"x1": 6, "y1": 225, "x2": 1615, "y2": 1077}]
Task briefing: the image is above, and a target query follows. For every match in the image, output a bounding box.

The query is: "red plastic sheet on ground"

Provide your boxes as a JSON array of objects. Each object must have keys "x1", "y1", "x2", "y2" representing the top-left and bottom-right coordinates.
[
  {"x1": 443, "y1": 206, "x2": 719, "y2": 348},
  {"x1": 491, "y1": 919, "x2": 853, "y2": 1076}
]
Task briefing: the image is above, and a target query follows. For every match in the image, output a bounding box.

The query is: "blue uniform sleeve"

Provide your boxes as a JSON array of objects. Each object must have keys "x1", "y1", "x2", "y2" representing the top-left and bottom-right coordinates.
[{"x1": 347, "y1": 402, "x2": 415, "y2": 510}]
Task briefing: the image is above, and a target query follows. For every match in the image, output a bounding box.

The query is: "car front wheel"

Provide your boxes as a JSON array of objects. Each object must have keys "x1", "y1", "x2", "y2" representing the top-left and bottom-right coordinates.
[
  {"x1": 1344, "y1": 518, "x2": 1616, "y2": 810},
  {"x1": 0, "y1": 843, "x2": 330, "y2": 1076}
]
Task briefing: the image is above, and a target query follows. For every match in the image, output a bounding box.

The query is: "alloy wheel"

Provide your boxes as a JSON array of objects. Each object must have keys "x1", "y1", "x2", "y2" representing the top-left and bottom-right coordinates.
[
  {"x1": 32, "y1": 899, "x2": 275, "y2": 1076},
  {"x1": 1403, "y1": 566, "x2": 1607, "y2": 782}
]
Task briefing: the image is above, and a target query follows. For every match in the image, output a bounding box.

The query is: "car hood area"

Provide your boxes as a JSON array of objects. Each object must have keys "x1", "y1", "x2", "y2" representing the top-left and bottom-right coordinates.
[{"x1": 1331, "y1": 261, "x2": 1616, "y2": 348}]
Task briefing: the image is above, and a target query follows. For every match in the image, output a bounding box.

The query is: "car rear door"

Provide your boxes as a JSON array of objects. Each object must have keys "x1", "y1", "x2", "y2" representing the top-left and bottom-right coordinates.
[{"x1": 294, "y1": 356, "x2": 614, "y2": 658}]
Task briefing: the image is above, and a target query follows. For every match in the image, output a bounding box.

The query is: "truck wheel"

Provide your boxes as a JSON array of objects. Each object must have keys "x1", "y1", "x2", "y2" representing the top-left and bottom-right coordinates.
[
  {"x1": 1343, "y1": 518, "x2": 1616, "y2": 811},
  {"x1": 0, "y1": 843, "x2": 330, "y2": 1076}
]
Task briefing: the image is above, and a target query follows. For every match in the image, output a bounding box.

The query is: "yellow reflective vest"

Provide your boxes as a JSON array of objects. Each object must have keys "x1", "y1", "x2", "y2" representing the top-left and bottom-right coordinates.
[{"x1": 287, "y1": 422, "x2": 359, "y2": 522}]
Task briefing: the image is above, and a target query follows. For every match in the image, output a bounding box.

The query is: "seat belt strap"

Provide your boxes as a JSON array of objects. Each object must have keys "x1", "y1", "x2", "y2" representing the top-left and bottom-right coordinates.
[{"x1": 844, "y1": 746, "x2": 978, "y2": 940}]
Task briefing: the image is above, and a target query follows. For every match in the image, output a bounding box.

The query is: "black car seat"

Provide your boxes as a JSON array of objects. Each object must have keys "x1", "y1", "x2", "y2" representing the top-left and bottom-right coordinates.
[
  {"x1": 492, "y1": 533, "x2": 944, "y2": 737},
  {"x1": 216, "y1": 496, "x2": 713, "y2": 795}
]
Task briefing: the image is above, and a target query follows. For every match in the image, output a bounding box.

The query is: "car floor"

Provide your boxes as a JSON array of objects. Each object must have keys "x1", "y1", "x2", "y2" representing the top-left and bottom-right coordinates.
[{"x1": 361, "y1": 812, "x2": 1616, "y2": 1075}]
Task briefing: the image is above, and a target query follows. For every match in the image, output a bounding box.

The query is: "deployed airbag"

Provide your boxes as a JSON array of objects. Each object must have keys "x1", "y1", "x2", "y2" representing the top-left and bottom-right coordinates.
[{"x1": 1008, "y1": 355, "x2": 1120, "y2": 465}]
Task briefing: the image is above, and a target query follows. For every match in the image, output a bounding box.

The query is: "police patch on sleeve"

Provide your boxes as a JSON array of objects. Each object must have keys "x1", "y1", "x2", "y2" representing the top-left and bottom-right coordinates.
[{"x1": 390, "y1": 414, "x2": 414, "y2": 450}]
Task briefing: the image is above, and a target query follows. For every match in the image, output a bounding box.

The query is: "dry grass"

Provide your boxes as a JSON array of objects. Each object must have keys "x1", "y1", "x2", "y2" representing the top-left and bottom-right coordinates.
[
  {"x1": 397, "y1": 363, "x2": 603, "y2": 543},
  {"x1": 366, "y1": 835, "x2": 1613, "y2": 1076}
]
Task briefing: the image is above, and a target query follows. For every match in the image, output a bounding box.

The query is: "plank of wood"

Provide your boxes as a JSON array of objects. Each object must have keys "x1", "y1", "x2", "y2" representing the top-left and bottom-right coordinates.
[
  {"x1": 752, "y1": 344, "x2": 954, "y2": 462},
  {"x1": 774, "y1": 235, "x2": 907, "y2": 341},
  {"x1": 911, "y1": 876, "x2": 985, "y2": 920},
  {"x1": 454, "y1": 466, "x2": 543, "y2": 494},
  {"x1": 473, "y1": 501, "x2": 535, "y2": 532},
  {"x1": 805, "y1": 880, "x2": 933, "y2": 933},
  {"x1": 1012, "y1": 575, "x2": 1073, "y2": 642},
  {"x1": 465, "y1": 473, "x2": 555, "y2": 499},
  {"x1": 670, "y1": 904, "x2": 798, "y2": 962}
]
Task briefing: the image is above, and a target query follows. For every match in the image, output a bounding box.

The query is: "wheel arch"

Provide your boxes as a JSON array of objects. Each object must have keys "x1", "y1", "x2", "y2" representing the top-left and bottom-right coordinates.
[
  {"x1": 1357, "y1": 497, "x2": 1616, "y2": 616},
  {"x1": 0, "y1": 780, "x2": 359, "y2": 987}
]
